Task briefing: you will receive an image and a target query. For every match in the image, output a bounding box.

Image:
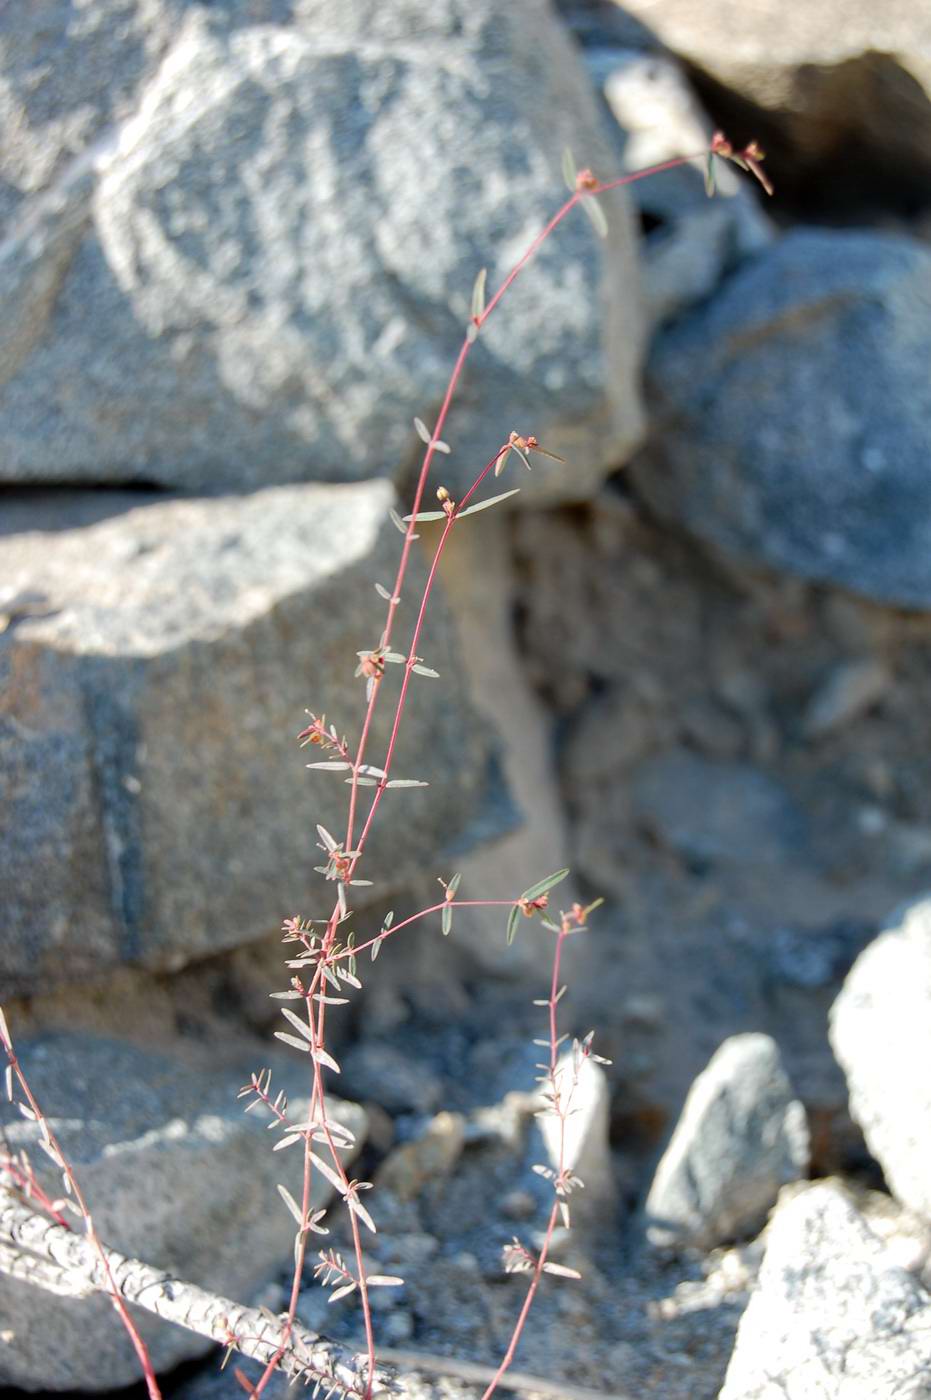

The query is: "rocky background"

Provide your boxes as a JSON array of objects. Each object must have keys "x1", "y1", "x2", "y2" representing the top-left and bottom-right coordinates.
[{"x1": 3, "y1": 2, "x2": 931, "y2": 1398}]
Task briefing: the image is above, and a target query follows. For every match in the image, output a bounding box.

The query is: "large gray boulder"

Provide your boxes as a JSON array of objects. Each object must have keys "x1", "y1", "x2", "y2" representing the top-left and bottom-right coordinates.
[
  {"x1": 0, "y1": 481, "x2": 494, "y2": 997},
  {"x1": 644, "y1": 1034, "x2": 809, "y2": 1251},
  {"x1": 0, "y1": 0, "x2": 644, "y2": 501},
  {"x1": 635, "y1": 230, "x2": 931, "y2": 608},
  {"x1": 719, "y1": 1181, "x2": 931, "y2": 1400},
  {"x1": 830, "y1": 895, "x2": 931, "y2": 1221},
  {"x1": 0, "y1": 1033, "x2": 366, "y2": 1390}
]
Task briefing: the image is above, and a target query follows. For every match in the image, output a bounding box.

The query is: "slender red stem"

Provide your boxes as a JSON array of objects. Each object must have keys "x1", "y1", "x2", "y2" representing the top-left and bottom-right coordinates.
[
  {"x1": 479, "y1": 923, "x2": 570, "y2": 1400},
  {"x1": 1, "y1": 1030, "x2": 162, "y2": 1400},
  {"x1": 266, "y1": 145, "x2": 720, "y2": 1400}
]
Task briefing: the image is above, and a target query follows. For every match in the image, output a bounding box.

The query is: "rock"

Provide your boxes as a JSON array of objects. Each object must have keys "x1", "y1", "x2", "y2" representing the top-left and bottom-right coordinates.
[
  {"x1": 583, "y1": 0, "x2": 931, "y2": 213},
  {"x1": 644, "y1": 1034, "x2": 809, "y2": 1251},
  {"x1": 0, "y1": 482, "x2": 493, "y2": 997},
  {"x1": 0, "y1": 0, "x2": 643, "y2": 501},
  {"x1": 802, "y1": 657, "x2": 891, "y2": 739},
  {"x1": 341, "y1": 1043, "x2": 442, "y2": 1117},
  {"x1": 719, "y1": 1181, "x2": 931, "y2": 1399},
  {"x1": 635, "y1": 230, "x2": 931, "y2": 609},
  {"x1": 0, "y1": 1033, "x2": 366, "y2": 1390},
  {"x1": 830, "y1": 894, "x2": 931, "y2": 1220},
  {"x1": 376, "y1": 1112, "x2": 466, "y2": 1201},
  {"x1": 632, "y1": 749, "x2": 807, "y2": 870},
  {"x1": 538, "y1": 1053, "x2": 615, "y2": 1227}
]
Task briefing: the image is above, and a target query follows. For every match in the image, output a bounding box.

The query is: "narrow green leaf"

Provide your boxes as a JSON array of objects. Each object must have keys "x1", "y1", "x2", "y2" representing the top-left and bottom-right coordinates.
[
  {"x1": 562, "y1": 146, "x2": 577, "y2": 192},
  {"x1": 441, "y1": 903, "x2": 452, "y2": 936},
  {"x1": 414, "y1": 417, "x2": 432, "y2": 445},
  {"x1": 457, "y1": 489, "x2": 521, "y2": 518},
  {"x1": 506, "y1": 904, "x2": 522, "y2": 947},
  {"x1": 704, "y1": 152, "x2": 716, "y2": 198},
  {"x1": 521, "y1": 868, "x2": 571, "y2": 903},
  {"x1": 385, "y1": 778, "x2": 429, "y2": 788},
  {"x1": 581, "y1": 195, "x2": 608, "y2": 239},
  {"x1": 471, "y1": 267, "x2": 487, "y2": 321},
  {"x1": 402, "y1": 509, "x2": 447, "y2": 523},
  {"x1": 281, "y1": 1007, "x2": 314, "y2": 1042},
  {"x1": 447, "y1": 872, "x2": 462, "y2": 899},
  {"x1": 411, "y1": 663, "x2": 439, "y2": 678},
  {"x1": 274, "y1": 1031, "x2": 311, "y2": 1053}
]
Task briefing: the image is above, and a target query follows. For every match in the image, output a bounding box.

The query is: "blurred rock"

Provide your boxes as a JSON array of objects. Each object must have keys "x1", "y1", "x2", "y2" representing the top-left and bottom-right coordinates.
[
  {"x1": 342, "y1": 1043, "x2": 443, "y2": 1118},
  {"x1": 830, "y1": 894, "x2": 931, "y2": 1219},
  {"x1": 376, "y1": 1112, "x2": 466, "y2": 1201},
  {"x1": 632, "y1": 749, "x2": 807, "y2": 870},
  {"x1": 0, "y1": 0, "x2": 643, "y2": 501},
  {"x1": 719, "y1": 1181, "x2": 931, "y2": 1399},
  {"x1": 0, "y1": 481, "x2": 494, "y2": 996},
  {"x1": 636, "y1": 230, "x2": 931, "y2": 608},
  {"x1": 802, "y1": 657, "x2": 891, "y2": 739},
  {"x1": 580, "y1": 0, "x2": 931, "y2": 214},
  {"x1": 0, "y1": 1033, "x2": 365, "y2": 1390},
  {"x1": 644, "y1": 1034, "x2": 808, "y2": 1252},
  {"x1": 538, "y1": 1053, "x2": 615, "y2": 1228}
]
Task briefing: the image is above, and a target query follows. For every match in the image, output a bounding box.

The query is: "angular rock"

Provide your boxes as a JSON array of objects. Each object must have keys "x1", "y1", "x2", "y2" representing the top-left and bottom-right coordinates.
[
  {"x1": 635, "y1": 230, "x2": 931, "y2": 608},
  {"x1": 0, "y1": 1033, "x2": 366, "y2": 1390},
  {"x1": 644, "y1": 1033, "x2": 809, "y2": 1251},
  {"x1": 719, "y1": 1181, "x2": 931, "y2": 1400},
  {"x1": 376, "y1": 1112, "x2": 466, "y2": 1202},
  {"x1": 802, "y1": 657, "x2": 890, "y2": 739},
  {"x1": 0, "y1": 482, "x2": 493, "y2": 997},
  {"x1": 830, "y1": 894, "x2": 931, "y2": 1220},
  {"x1": 0, "y1": 0, "x2": 643, "y2": 502},
  {"x1": 586, "y1": 0, "x2": 931, "y2": 211}
]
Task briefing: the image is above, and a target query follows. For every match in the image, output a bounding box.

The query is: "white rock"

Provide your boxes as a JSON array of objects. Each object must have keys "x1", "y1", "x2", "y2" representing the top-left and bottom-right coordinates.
[
  {"x1": 830, "y1": 894, "x2": 931, "y2": 1220},
  {"x1": 720, "y1": 1181, "x2": 931, "y2": 1400}
]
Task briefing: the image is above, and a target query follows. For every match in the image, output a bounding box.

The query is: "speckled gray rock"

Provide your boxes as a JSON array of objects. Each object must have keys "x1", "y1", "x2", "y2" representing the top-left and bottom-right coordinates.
[
  {"x1": 0, "y1": 0, "x2": 643, "y2": 501},
  {"x1": 0, "y1": 481, "x2": 493, "y2": 997},
  {"x1": 719, "y1": 1181, "x2": 931, "y2": 1400},
  {"x1": 830, "y1": 895, "x2": 931, "y2": 1220},
  {"x1": 635, "y1": 230, "x2": 931, "y2": 608},
  {"x1": 644, "y1": 1034, "x2": 809, "y2": 1251},
  {"x1": 0, "y1": 1033, "x2": 366, "y2": 1390}
]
